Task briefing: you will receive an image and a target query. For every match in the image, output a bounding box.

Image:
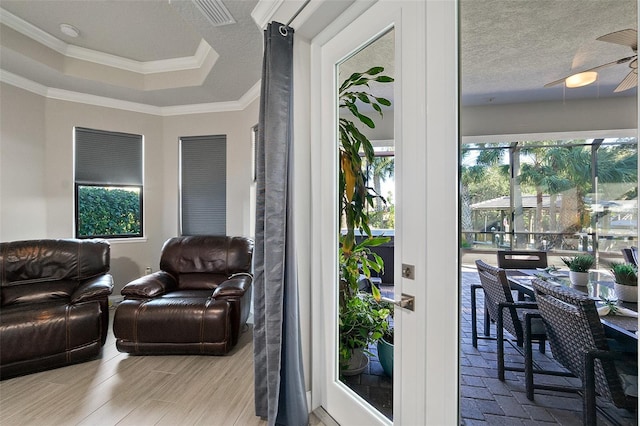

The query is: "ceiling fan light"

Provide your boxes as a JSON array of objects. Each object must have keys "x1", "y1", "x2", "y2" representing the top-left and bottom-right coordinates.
[{"x1": 565, "y1": 71, "x2": 598, "y2": 88}]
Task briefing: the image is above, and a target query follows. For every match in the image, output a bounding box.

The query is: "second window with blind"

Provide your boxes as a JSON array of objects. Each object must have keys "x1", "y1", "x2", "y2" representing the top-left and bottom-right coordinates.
[{"x1": 180, "y1": 135, "x2": 227, "y2": 235}]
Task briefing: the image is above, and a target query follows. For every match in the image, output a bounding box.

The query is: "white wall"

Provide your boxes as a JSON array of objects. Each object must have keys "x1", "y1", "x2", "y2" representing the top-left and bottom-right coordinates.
[
  {"x1": 1, "y1": 84, "x2": 258, "y2": 293},
  {"x1": 0, "y1": 83, "x2": 47, "y2": 239},
  {"x1": 461, "y1": 96, "x2": 637, "y2": 139}
]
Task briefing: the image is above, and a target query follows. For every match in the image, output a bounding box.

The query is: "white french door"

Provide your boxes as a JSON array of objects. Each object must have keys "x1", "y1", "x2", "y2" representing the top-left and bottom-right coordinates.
[{"x1": 310, "y1": 0, "x2": 459, "y2": 424}]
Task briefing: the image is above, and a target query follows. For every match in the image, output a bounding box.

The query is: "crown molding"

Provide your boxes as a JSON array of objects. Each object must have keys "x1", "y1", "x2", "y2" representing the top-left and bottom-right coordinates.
[
  {"x1": 0, "y1": 8, "x2": 68, "y2": 54},
  {"x1": 0, "y1": 69, "x2": 49, "y2": 97},
  {"x1": 161, "y1": 80, "x2": 261, "y2": 116},
  {"x1": 0, "y1": 7, "x2": 216, "y2": 75},
  {"x1": 251, "y1": 0, "x2": 285, "y2": 30},
  {"x1": 64, "y1": 39, "x2": 215, "y2": 74},
  {"x1": 1, "y1": 69, "x2": 260, "y2": 116}
]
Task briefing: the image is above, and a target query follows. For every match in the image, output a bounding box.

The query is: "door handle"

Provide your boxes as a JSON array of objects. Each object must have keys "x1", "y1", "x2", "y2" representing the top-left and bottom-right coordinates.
[{"x1": 381, "y1": 293, "x2": 415, "y2": 312}]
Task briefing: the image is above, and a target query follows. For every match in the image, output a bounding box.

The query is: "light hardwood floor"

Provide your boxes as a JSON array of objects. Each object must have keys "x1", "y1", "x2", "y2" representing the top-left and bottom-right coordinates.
[{"x1": 0, "y1": 312, "x2": 326, "y2": 426}]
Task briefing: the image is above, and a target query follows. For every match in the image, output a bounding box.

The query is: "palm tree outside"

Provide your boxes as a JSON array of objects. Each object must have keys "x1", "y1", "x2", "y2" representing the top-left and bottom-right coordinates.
[{"x1": 460, "y1": 137, "x2": 637, "y2": 257}]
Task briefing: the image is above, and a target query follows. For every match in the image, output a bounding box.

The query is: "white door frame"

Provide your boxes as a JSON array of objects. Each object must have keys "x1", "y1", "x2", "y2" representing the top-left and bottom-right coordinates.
[{"x1": 309, "y1": 1, "x2": 459, "y2": 424}]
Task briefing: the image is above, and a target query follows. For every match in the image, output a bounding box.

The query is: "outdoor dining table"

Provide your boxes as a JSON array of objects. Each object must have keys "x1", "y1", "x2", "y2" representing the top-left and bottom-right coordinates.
[{"x1": 506, "y1": 269, "x2": 638, "y2": 341}]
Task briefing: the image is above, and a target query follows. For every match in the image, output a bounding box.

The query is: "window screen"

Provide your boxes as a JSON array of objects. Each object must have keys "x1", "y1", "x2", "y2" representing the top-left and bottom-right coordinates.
[{"x1": 180, "y1": 135, "x2": 227, "y2": 235}]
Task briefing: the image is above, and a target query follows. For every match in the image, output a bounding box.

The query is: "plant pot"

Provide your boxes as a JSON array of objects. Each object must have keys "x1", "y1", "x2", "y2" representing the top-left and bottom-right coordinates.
[
  {"x1": 569, "y1": 271, "x2": 589, "y2": 287},
  {"x1": 342, "y1": 347, "x2": 369, "y2": 376},
  {"x1": 614, "y1": 283, "x2": 638, "y2": 303},
  {"x1": 377, "y1": 337, "x2": 394, "y2": 377}
]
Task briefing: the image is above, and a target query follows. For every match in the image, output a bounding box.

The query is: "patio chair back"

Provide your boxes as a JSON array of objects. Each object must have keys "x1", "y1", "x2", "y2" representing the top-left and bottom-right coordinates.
[
  {"x1": 497, "y1": 250, "x2": 547, "y2": 270},
  {"x1": 475, "y1": 260, "x2": 522, "y2": 343},
  {"x1": 621, "y1": 247, "x2": 638, "y2": 266},
  {"x1": 531, "y1": 279, "x2": 633, "y2": 406}
]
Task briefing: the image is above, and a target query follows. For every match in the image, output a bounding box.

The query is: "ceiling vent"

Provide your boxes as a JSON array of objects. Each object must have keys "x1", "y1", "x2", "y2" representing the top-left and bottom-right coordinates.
[{"x1": 192, "y1": 0, "x2": 235, "y2": 27}]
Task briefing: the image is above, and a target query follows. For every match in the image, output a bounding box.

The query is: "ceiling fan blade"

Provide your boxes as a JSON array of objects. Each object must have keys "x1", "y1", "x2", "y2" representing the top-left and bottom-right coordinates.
[
  {"x1": 544, "y1": 57, "x2": 634, "y2": 88},
  {"x1": 597, "y1": 29, "x2": 638, "y2": 51},
  {"x1": 614, "y1": 69, "x2": 638, "y2": 92}
]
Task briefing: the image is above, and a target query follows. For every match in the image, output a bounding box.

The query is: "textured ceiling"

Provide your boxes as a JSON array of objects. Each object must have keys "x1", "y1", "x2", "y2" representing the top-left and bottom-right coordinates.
[
  {"x1": 461, "y1": 0, "x2": 638, "y2": 105},
  {"x1": 0, "y1": 0, "x2": 637, "y2": 109},
  {"x1": 0, "y1": 0, "x2": 263, "y2": 107}
]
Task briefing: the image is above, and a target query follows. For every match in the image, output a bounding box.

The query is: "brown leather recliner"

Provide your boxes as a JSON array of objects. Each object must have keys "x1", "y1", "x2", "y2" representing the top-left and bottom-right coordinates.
[
  {"x1": 113, "y1": 236, "x2": 253, "y2": 355},
  {"x1": 0, "y1": 239, "x2": 114, "y2": 379}
]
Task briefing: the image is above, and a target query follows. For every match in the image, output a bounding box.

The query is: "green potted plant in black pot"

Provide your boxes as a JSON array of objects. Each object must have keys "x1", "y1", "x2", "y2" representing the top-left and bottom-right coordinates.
[
  {"x1": 561, "y1": 254, "x2": 595, "y2": 287},
  {"x1": 609, "y1": 262, "x2": 638, "y2": 302},
  {"x1": 338, "y1": 66, "x2": 393, "y2": 374}
]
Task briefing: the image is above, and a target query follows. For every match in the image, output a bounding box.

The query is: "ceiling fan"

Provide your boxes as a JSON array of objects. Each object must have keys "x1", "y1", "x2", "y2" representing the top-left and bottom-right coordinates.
[{"x1": 545, "y1": 28, "x2": 638, "y2": 92}]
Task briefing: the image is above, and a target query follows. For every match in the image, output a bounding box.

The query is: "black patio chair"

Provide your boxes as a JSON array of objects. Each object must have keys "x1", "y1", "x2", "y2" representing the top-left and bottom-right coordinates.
[
  {"x1": 472, "y1": 260, "x2": 547, "y2": 380},
  {"x1": 526, "y1": 279, "x2": 638, "y2": 425},
  {"x1": 475, "y1": 251, "x2": 549, "y2": 339}
]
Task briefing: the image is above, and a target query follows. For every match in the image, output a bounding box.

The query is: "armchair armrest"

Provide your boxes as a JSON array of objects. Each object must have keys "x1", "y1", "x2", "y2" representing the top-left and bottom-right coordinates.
[
  {"x1": 71, "y1": 274, "x2": 114, "y2": 303},
  {"x1": 121, "y1": 271, "x2": 177, "y2": 298},
  {"x1": 213, "y1": 274, "x2": 253, "y2": 298}
]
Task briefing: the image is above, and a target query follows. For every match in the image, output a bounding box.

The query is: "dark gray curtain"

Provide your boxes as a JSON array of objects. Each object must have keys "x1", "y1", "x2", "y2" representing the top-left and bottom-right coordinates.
[{"x1": 253, "y1": 22, "x2": 309, "y2": 426}]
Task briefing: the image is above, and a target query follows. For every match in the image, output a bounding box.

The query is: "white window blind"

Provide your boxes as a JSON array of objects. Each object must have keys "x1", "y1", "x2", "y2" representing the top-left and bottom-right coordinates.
[{"x1": 180, "y1": 135, "x2": 227, "y2": 235}]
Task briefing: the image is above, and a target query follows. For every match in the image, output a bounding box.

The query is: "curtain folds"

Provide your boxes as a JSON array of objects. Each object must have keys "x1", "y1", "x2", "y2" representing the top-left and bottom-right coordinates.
[{"x1": 253, "y1": 22, "x2": 309, "y2": 426}]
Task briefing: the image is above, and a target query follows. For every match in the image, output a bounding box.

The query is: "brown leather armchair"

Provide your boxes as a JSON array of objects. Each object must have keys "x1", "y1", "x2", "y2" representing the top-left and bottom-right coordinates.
[
  {"x1": 113, "y1": 236, "x2": 253, "y2": 355},
  {"x1": 0, "y1": 239, "x2": 113, "y2": 379}
]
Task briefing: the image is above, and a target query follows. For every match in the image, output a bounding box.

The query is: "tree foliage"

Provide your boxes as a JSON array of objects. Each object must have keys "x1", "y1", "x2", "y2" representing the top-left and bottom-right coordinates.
[
  {"x1": 77, "y1": 186, "x2": 141, "y2": 237},
  {"x1": 460, "y1": 140, "x2": 637, "y2": 248}
]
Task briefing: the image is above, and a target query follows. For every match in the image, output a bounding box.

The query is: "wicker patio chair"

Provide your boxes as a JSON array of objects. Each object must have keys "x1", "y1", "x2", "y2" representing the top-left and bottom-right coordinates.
[
  {"x1": 527, "y1": 279, "x2": 638, "y2": 425},
  {"x1": 475, "y1": 251, "x2": 549, "y2": 340},
  {"x1": 472, "y1": 260, "x2": 547, "y2": 380}
]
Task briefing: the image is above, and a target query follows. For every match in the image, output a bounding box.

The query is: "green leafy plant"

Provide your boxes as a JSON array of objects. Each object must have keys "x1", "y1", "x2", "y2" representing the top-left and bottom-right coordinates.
[
  {"x1": 560, "y1": 254, "x2": 595, "y2": 272},
  {"x1": 338, "y1": 66, "x2": 393, "y2": 372},
  {"x1": 601, "y1": 298, "x2": 619, "y2": 315},
  {"x1": 339, "y1": 293, "x2": 391, "y2": 369},
  {"x1": 609, "y1": 262, "x2": 638, "y2": 286},
  {"x1": 339, "y1": 66, "x2": 394, "y2": 297}
]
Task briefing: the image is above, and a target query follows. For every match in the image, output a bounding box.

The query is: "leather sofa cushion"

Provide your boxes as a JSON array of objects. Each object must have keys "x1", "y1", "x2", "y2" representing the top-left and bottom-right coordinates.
[
  {"x1": 177, "y1": 273, "x2": 227, "y2": 290},
  {"x1": 1, "y1": 239, "x2": 110, "y2": 285},
  {"x1": 1, "y1": 301, "x2": 102, "y2": 365},
  {"x1": 113, "y1": 297, "x2": 230, "y2": 345},
  {"x1": 2, "y1": 280, "x2": 77, "y2": 307},
  {"x1": 160, "y1": 236, "x2": 253, "y2": 277}
]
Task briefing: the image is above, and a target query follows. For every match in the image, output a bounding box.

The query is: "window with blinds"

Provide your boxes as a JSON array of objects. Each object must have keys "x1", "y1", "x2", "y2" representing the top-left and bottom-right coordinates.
[
  {"x1": 74, "y1": 127, "x2": 143, "y2": 238},
  {"x1": 180, "y1": 135, "x2": 226, "y2": 235}
]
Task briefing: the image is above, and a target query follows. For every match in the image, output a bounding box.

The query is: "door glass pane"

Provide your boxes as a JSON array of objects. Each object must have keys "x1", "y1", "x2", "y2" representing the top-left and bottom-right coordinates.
[{"x1": 337, "y1": 27, "x2": 395, "y2": 420}]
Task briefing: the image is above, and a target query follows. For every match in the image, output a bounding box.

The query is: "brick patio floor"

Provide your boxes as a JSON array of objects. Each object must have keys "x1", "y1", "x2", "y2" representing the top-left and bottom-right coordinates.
[
  {"x1": 460, "y1": 266, "x2": 637, "y2": 425},
  {"x1": 344, "y1": 268, "x2": 638, "y2": 425}
]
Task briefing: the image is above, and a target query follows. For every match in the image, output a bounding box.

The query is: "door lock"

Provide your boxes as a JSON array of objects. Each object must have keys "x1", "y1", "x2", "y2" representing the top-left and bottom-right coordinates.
[{"x1": 402, "y1": 263, "x2": 415, "y2": 279}]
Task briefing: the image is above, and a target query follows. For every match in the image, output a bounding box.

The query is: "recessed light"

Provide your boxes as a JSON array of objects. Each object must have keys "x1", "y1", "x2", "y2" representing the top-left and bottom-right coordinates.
[{"x1": 60, "y1": 23, "x2": 80, "y2": 38}]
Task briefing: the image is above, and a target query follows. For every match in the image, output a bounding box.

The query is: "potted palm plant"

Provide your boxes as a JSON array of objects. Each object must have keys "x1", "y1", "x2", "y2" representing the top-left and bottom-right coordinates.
[
  {"x1": 609, "y1": 262, "x2": 638, "y2": 302},
  {"x1": 561, "y1": 254, "x2": 595, "y2": 287},
  {"x1": 338, "y1": 66, "x2": 394, "y2": 374}
]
